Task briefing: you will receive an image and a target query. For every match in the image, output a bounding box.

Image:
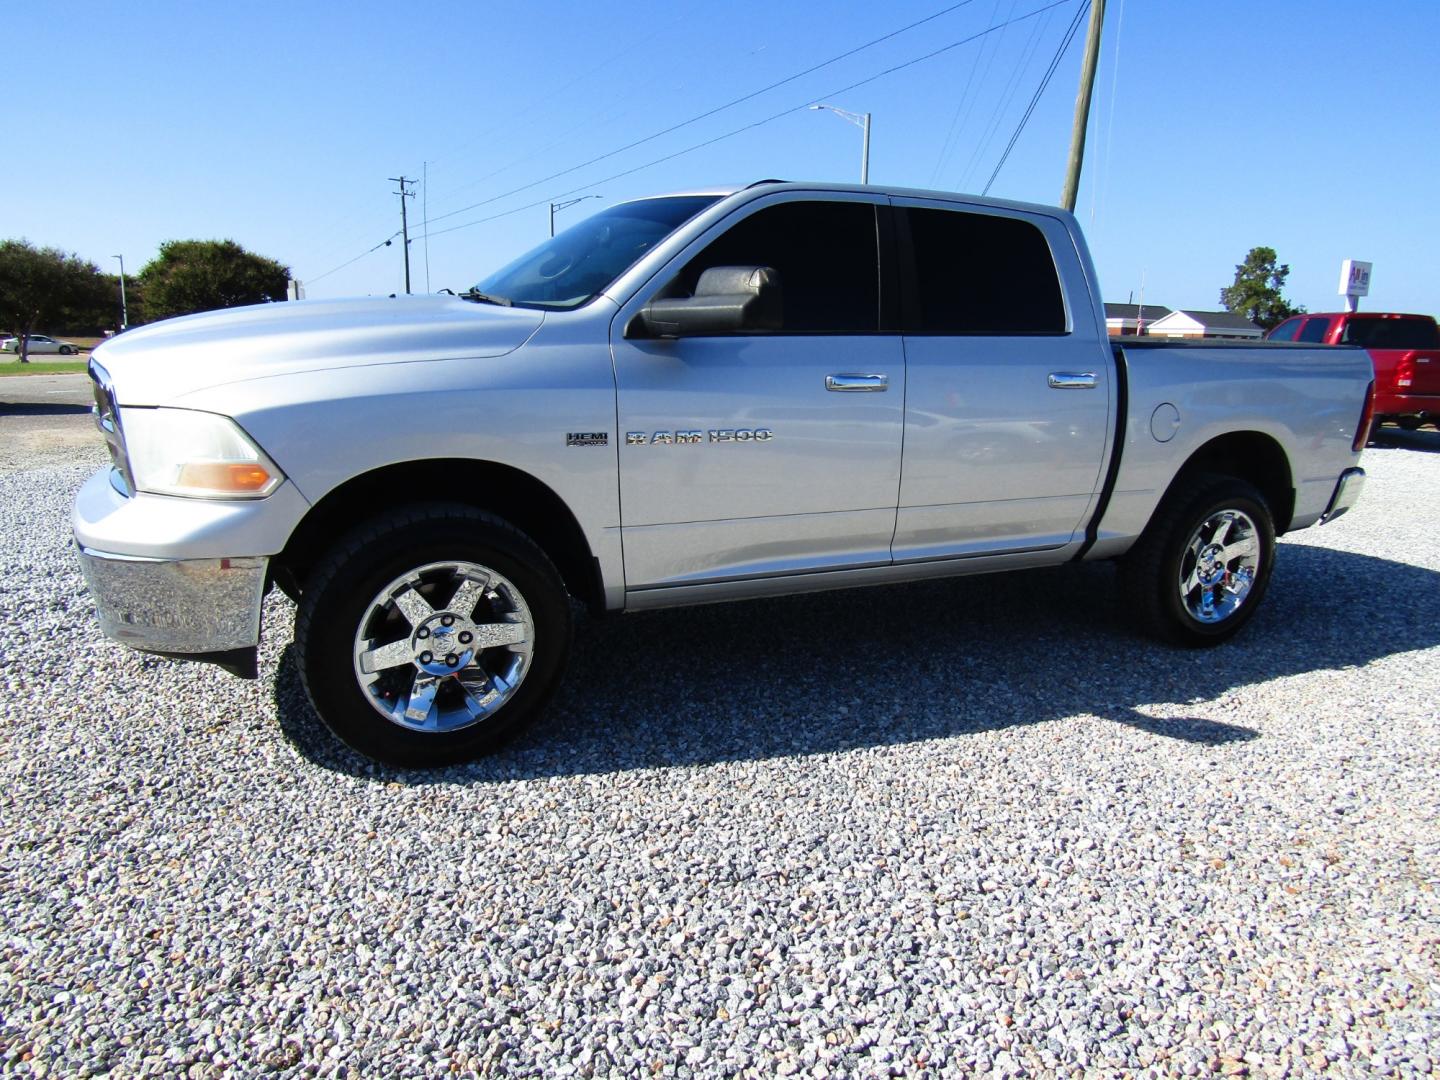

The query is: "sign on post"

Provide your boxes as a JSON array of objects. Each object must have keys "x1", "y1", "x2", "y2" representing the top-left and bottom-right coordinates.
[{"x1": 1338, "y1": 259, "x2": 1371, "y2": 313}]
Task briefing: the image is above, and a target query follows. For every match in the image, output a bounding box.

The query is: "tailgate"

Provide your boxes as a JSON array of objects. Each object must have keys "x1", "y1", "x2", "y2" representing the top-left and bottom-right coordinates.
[{"x1": 1373, "y1": 347, "x2": 1440, "y2": 395}]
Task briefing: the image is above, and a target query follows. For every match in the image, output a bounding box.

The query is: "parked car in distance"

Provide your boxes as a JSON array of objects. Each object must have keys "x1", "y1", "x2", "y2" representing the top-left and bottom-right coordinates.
[
  {"x1": 1268, "y1": 312, "x2": 1440, "y2": 431},
  {"x1": 1, "y1": 334, "x2": 83, "y2": 355}
]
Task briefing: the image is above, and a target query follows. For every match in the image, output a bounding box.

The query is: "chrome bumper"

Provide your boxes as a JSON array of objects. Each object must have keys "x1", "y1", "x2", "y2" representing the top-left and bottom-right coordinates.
[
  {"x1": 76, "y1": 545, "x2": 267, "y2": 656},
  {"x1": 1320, "y1": 467, "x2": 1365, "y2": 525}
]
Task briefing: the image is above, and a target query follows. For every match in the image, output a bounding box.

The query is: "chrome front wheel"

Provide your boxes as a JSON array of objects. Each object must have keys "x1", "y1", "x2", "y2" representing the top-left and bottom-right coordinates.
[
  {"x1": 352, "y1": 561, "x2": 535, "y2": 733},
  {"x1": 296, "y1": 505, "x2": 572, "y2": 767}
]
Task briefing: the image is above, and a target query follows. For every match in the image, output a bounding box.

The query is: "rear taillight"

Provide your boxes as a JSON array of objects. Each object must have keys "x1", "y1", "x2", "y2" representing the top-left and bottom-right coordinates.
[
  {"x1": 1395, "y1": 354, "x2": 1414, "y2": 389},
  {"x1": 1353, "y1": 380, "x2": 1375, "y2": 451}
]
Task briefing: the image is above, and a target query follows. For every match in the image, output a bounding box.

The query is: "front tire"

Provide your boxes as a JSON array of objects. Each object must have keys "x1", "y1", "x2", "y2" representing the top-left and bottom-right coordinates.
[
  {"x1": 59, "y1": 345, "x2": 74, "y2": 355},
  {"x1": 1120, "y1": 474, "x2": 1276, "y2": 647},
  {"x1": 295, "y1": 504, "x2": 572, "y2": 767}
]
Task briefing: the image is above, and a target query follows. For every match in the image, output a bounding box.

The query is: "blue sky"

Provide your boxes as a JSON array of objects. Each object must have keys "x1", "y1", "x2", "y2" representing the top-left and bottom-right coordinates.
[{"x1": 6, "y1": 0, "x2": 1438, "y2": 316}]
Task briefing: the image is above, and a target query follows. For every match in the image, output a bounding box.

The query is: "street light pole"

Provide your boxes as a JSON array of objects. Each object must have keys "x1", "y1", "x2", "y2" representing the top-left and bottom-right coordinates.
[
  {"x1": 549, "y1": 195, "x2": 602, "y2": 237},
  {"x1": 112, "y1": 255, "x2": 128, "y2": 330},
  {"x1": 810, "y1": 104, "x2": 872, "y2": 183}
]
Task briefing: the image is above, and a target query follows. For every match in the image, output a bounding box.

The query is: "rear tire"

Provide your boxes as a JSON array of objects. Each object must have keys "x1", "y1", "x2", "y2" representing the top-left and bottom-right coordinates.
[
  {"x1": 1119, "y1": 474, "x2": 1276, "y2": 647},
  {"x1": 295, "y1": 504, "x2": 572, "y2": 767}
]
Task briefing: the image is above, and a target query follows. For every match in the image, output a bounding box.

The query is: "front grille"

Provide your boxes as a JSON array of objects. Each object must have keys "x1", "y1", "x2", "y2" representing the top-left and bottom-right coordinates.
[{"x1": 89, "y1": 359, "x2": 133, "y2": 496}]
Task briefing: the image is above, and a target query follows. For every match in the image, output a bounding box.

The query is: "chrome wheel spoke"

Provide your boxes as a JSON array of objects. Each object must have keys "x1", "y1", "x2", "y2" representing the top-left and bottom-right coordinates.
[
  {"x1": 471, "y1": 621, "x2": 527, "y2": 649},
  {"x1": 358, "y1": 639, "x2": 413, "y2": 674},
  {"x1": 392, "y1": 586, "x2": 435, "y2": 628},
  {"x1": 404, "y1": 674, "x2": 442, "y2": 726},
  {"x1": 448, "y1": 576, "x2": 489, "y2": 620}
]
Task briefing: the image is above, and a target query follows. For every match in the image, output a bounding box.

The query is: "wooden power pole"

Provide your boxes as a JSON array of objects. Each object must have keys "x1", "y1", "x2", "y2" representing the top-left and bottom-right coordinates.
[{"x1": 1060, "y1": 0, "x2": 1106, "y2": 213}]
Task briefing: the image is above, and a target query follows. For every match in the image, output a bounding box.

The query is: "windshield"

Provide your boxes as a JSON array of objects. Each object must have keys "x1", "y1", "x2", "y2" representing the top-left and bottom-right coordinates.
[{"x1": 471, "y1": 195, "x2": 721, "y2": 310}]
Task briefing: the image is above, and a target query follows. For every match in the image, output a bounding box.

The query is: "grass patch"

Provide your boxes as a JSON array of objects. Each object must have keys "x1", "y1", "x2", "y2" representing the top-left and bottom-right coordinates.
[{"x1": 0, "y1": 360, "x2": 90, "y2": 376}]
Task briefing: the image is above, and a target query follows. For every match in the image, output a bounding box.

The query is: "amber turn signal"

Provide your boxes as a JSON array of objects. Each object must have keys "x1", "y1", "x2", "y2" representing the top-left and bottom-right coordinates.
[{"x1": 176, "y1": 462, "x2": 275, "y2": 493}]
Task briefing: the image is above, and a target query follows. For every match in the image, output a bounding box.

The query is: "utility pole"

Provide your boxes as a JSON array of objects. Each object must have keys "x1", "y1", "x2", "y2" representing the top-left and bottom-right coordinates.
[
  {"x1": 111, "y1": 254, "x2": 128, "y2": 330},
  {"x1": 389, "y1": 176, "x2": 415, "y2": 294},
  {"x1": 1060, "y1": 0, "x2": 1106, "y2": 213}
]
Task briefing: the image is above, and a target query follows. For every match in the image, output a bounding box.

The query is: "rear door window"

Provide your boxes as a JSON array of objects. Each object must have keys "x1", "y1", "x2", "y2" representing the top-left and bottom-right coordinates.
[
  {"x1": 1297, "y1": 318, "x2": 1331, "y2": 343},
  {"x1": 902, "y1": 207, "x2": 1065, "y2": 334},
  {"x1": 1340, "y1": 318, "x2": 1440, "y2": 349}
]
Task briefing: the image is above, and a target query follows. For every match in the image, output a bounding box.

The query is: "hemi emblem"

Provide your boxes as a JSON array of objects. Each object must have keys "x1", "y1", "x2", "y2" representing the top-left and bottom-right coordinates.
[{"x1": 566, "y1": 432, "x2": 609, "y2": 447}]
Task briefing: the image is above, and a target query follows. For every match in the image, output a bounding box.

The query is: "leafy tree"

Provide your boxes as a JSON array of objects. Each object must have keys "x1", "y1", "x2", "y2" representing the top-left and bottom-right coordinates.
[
  {"x1": 1219, "y1": 246, "x2": 1305, "y2": 330},
  {"x1": 0, "y1": 240, "x2": 112, "y2": 361},
  {"x1": 138, "y1": 239, "x2": 290, "y2": 322}
]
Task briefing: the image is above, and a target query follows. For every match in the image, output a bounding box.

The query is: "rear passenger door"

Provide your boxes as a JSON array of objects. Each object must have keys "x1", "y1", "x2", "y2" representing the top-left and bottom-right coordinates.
[{"x1": 892, "y1": 198, "x2": 1112, "y2": 560}]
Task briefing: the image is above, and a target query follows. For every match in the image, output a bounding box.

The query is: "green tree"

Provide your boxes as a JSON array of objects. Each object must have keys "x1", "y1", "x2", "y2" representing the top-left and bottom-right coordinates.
[
  {"x1": 1219, "y1": 246, "x2": 1305, "y2": 330},
  {"x1": 0, "y1": 240, "x2": 112, "y2": 362},
  {"x1": 138, "y1": 239, "x2": 290, "y2": 322}
]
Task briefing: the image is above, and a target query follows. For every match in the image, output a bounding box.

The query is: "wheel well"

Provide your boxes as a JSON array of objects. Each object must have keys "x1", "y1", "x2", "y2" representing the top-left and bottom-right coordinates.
[
  {"x1": 275, "y1": 460, "x2": 603, "y2": 610},
  {"x1": 1174, "y1": 432, "x2": 1295, "y2": 533}
]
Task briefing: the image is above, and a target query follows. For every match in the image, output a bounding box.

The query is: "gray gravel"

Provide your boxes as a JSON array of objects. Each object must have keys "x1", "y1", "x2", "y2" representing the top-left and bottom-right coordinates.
[{"x1": 1, "y1": 427, "x2": 1437, "y2": 1078}]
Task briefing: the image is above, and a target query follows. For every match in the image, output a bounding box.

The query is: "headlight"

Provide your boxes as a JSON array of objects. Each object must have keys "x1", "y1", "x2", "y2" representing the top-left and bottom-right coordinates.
[{"x1": 119, "y1": 407, "x2": 284, "y2": 499}]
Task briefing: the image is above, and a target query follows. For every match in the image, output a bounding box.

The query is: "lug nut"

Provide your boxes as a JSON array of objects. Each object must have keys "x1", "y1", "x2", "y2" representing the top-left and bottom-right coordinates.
[
  {"x1": 417, "y1": 627, "x2": 430, "y2": 639},
  {"x1": 458, "y1": 631, "x2": 472, "y2": 644},
  {"x1": 419, "y1": 651, "x2": 433, "y2": 664},
  {"x1": 441, "y1": 614, "x2": 455, "y2": 627},
  {"x1": 445, "y1": 654, "x2": 458, "y2": 667}
]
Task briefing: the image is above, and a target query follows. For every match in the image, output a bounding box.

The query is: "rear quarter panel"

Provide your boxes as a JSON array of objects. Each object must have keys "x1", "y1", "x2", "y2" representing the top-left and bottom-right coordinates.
[{"x1": 1087, "y1": 341, "x2": 1371, "y2": 557}]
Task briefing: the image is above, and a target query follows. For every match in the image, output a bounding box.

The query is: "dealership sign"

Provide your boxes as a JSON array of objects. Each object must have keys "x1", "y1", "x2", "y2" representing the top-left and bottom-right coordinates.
[{"x1": 1339, "y1": 259, "x2": 1372, "y2": 298}]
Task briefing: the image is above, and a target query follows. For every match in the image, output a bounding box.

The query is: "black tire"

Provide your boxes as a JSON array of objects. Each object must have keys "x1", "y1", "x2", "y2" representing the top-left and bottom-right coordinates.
[
  {"x1": 1119, "y1": 473, "x2": 1276, "y2": 647},
  {"x1": 295, "y1": 503, "x2": 572, "y2": 767},
  {"x1": 58, "y1": 345, "x2": 74, "y2": 355}
]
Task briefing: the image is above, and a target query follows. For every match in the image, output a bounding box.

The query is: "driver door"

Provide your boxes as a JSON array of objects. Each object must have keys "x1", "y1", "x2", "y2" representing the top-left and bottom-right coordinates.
[{"x1": 610, "y1": 193, "x2": 905, "y2": 591}]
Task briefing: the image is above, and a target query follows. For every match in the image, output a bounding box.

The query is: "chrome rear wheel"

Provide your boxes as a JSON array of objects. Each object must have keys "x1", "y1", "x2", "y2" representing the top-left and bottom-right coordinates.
[{"x1": 1178, "y1": 509, "x2": 1261, "y2": 624}]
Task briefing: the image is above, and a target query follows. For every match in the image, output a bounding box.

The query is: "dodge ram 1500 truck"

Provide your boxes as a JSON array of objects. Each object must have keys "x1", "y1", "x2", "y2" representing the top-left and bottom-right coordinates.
[{"x1": 74, "y1": 181, "x2": 1372, "y2": 766}]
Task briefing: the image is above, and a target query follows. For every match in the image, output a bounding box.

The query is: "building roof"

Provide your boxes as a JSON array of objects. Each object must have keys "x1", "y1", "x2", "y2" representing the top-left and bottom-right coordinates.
[
  {"x1": 1169, "y1": 309, "x2": 1264, "y2": 332},
  {"x1": 1104, "y1": 303, "x2": 1172, "y2": 321}
]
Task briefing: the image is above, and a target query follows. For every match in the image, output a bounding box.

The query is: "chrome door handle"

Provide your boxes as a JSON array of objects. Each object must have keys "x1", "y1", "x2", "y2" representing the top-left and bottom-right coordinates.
[
  {"x1": 1048, "y1": 372, "x2": 1097, "y2": 389},
  {"x1": 826, "y1": 373, "x2": 888, "y2": 392}
]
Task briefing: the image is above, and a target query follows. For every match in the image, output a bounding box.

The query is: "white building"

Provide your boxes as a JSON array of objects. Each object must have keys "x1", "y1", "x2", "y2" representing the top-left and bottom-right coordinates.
[{"x1": 1144, "y1": 309, "x2": 1264, "y2": 340}]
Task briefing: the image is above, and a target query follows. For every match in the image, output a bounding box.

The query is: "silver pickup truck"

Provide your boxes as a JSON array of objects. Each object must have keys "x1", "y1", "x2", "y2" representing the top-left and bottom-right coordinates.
[{"x1": 74, "y1": 181, "x2": 1372, "y2": 766}]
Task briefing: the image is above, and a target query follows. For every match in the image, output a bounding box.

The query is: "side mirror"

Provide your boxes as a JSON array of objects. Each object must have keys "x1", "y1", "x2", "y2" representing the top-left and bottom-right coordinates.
[{"x1": 634, "y1": 265, "x2": 782, "y2": 338}]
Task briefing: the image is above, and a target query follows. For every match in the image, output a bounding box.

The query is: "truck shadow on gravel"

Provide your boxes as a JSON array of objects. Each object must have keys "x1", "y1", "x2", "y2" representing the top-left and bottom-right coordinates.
[{"x1": 273, "y1": 544, "x2": 1440, "y2": 782}]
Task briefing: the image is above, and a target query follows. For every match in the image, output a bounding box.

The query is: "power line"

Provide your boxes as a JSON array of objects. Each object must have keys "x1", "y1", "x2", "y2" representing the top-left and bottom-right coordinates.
[
  {"x1": 313, "y1": 0, "x2": 1072, "y2": 282},
  {"x1": 981, "y1": 0, "x2": 1088, "y2": 195},
  {"x1": 415, "y1": 0, "x2": 983, "y2": 232},
  {"x1": 413, "y1": 0, "x2": 1073, "y2": 246}
]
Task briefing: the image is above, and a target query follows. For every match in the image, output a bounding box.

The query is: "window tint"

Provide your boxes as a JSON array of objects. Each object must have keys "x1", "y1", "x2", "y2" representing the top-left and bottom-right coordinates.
[
  {"x1": 1268, "y1": 317, "x2": 1302, "y2": 341},
  {"x1": 672, "y1": 200, "x2": 880, "y2": 333},
  {"x1": 904, "y1": 207, "x2": 1065, "y2": 333},
  {"x1": 1297, "y1": 318, "x2": 1331, "y2": 343},
  {"x1": 1340, "y1": 317, "x2": 1440, "y2": 349}
]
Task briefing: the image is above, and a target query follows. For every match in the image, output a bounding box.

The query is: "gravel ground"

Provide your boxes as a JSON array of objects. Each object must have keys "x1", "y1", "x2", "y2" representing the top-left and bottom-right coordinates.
[{"x1": 1, "y1": 429, "x2": 1437, "y2": 1078}]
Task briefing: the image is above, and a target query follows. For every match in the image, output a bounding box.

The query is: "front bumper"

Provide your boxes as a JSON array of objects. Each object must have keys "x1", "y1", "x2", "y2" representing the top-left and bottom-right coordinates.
[
  {"x1": 1320, "y1": 467, "x2": 1365, "y2": 524},
  {"x1": 77, "y1": 545, "x2": 268, "y2": 665}
]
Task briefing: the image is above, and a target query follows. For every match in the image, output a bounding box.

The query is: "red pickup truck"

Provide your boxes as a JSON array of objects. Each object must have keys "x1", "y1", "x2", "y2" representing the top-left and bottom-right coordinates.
[{"x1": 1268, "y1": 312, "x2": 1440, "y2": 432}]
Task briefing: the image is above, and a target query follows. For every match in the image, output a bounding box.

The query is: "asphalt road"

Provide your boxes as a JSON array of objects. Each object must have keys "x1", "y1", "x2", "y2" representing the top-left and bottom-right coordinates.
[{"x1": 0, "y1": 371, "x2": 93, "y2": 409}]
